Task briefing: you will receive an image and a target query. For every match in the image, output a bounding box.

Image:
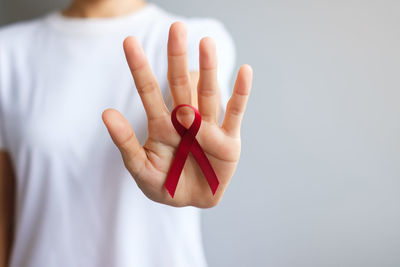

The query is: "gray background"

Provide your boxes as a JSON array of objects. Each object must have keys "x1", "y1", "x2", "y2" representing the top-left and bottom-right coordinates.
[{"x1": 1, "y1": 0, "x2": 400, "y2": 266}]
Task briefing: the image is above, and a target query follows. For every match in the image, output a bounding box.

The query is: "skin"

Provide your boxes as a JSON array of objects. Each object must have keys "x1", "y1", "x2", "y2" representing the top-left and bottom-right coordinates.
[
  {"x1": 0, "y1": 152, "x2": 15, "y2": 267},
  {"x1": 0, "y1": 0, "x2": 253, "y2": 264},
  {"x1": 102, "y1": 25, "x2": 253, "y2": 208}
]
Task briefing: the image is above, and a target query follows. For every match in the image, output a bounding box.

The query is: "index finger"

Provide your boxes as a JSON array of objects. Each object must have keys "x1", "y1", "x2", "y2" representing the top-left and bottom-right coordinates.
[{"x1": 123, "y1": 36, "x2": 169, "y2": 120}]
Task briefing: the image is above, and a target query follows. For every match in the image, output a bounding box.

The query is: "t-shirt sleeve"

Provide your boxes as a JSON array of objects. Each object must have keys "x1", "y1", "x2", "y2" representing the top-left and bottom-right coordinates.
[{"x1": 186, "y1": 18, "x2": 236, "y2": 124}]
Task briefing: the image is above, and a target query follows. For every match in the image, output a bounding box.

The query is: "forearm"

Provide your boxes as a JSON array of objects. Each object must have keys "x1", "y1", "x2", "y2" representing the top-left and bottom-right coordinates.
[
  {"x1": 0, "y1": 152, "x2": 15, "y2": 267},
  {"x1": 0, "y1": 223, "x2": 12, "y2": 267}
]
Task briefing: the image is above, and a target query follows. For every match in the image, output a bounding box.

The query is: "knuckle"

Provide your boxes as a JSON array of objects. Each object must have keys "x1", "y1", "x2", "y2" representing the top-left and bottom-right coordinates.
[
  {"x1": 228, "y1": 102, "x2": 243, "y2": 117},
  {"x1": 235, "y1": 87, "x2": 250, "y2": 96},
  {"x1": 198, "y1": 85, "x2": 216, "y2": 97},
  {"x1": 168, "y1": 74, "x2": 190, "y2": 88},
  {"x1": 138, "y1": 81, "x2": 158, "y2": 94}
]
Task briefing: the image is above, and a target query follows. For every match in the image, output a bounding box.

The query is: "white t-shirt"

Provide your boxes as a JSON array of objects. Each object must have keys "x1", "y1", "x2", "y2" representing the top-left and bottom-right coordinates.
[{"x1": 0, "y1": 3, "x2": 235, "y2": 267}]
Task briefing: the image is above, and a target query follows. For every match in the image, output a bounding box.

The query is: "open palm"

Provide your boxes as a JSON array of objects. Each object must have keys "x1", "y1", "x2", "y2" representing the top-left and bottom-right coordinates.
[{"x1": 102, "y1": 22, "x2": 252, "y2": 208}]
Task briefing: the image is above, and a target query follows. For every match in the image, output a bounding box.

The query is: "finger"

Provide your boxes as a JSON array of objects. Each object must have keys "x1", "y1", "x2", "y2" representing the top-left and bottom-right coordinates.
[
  {"x1": 167, "y1": 22, "x2": 192, "y2": 106},
  {"x1": 123, "y1": 36, "x2": 168, "y2": 120},
  {"x1": 197, "y1": 37, "x2": 219, "y2": 123},
  {"x1": 102, "y1": 108, "x2": 147, "y2": 177},
  {"x1": 222, "y1": 64, "x2": 253, "y2": 137}
]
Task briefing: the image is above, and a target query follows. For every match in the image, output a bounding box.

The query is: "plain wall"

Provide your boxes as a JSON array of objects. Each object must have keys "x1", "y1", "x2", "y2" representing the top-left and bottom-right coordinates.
[{"x1": 2, "y1": 0, "x2": 400, "y2": 266}]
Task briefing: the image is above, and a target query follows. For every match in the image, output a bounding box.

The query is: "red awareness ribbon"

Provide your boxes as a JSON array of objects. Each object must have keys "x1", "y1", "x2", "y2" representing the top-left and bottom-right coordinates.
[{"x1": 165, "y1": 104, "x2": 219, "y2": 198}]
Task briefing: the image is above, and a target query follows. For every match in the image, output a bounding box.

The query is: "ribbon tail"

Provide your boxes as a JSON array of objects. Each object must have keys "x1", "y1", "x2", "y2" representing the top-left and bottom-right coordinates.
[
  {"x1": 165, "y1": 133, "x2": 193, "y2": 198},
  {"x1": 190, "y1": 140, "x2": 220, "y2": 195}
]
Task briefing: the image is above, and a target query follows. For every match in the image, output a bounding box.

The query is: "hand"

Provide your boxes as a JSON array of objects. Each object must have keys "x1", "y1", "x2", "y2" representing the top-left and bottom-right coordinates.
[{"x1": 102, "y1": 22, "x2": 252, "y2": 208}]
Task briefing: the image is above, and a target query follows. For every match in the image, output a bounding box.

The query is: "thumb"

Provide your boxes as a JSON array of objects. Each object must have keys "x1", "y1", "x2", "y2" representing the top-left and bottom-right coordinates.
[{"x1": 102, "y1": 108, "x2": 146, "y2": 177}]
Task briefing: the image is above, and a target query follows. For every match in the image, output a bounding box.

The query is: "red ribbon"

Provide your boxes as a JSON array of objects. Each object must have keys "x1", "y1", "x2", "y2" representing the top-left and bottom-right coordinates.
[{"x1": 165, "y1": 104, "x2": 219, "y2": 198}]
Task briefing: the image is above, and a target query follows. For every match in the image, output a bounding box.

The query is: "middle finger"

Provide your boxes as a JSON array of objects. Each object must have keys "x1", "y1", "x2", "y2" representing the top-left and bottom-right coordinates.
[{"x1": 167, "y1": 22, "x2": 192, "y2": 106}]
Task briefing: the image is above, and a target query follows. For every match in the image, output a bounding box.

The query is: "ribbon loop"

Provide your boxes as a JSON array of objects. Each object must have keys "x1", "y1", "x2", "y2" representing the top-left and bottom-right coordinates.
[{"x1": 165, "y1": 104, "x2": 219, "y2": 198}]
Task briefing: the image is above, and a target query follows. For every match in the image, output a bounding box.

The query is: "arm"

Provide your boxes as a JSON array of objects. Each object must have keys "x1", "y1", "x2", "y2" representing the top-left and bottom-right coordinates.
[{"x1": 0, "y1": 151, "x2": 15, "y2": 267}]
